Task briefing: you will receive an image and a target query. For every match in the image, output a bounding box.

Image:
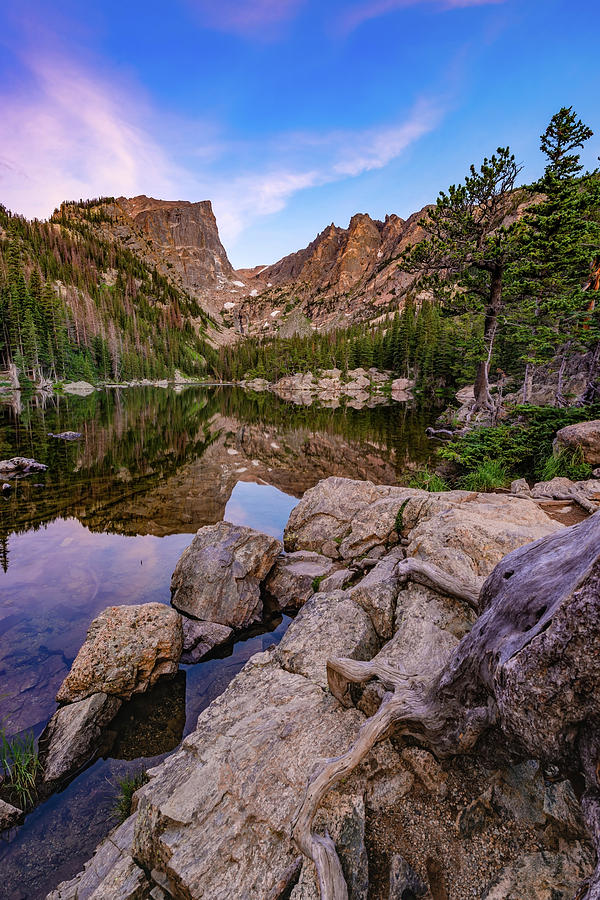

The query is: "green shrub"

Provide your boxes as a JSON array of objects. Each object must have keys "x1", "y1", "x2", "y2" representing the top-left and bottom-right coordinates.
[
  {"x1": 439, "y1": 404, "x2": 600, "y2": 484},
  {"x1": 408, "y1": 467, "x2": 450, "y2": 492},
  {"x1": 113, "y1": 770, "x2": 148, "y2": 823},
  {"x1": 458, "y1": 459, "x2": 508, "y2": 492},
  {"x1": 541, "y1": 448, "x2": 592, "y2": 482}
]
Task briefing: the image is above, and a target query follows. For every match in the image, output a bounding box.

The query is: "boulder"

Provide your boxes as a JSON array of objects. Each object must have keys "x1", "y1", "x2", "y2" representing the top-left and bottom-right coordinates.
[
  {"x1": 62, "y1": 381, "x2": 96, "y2": 396},
  {"x1": 264, "y1": 551, "x2": 338, "y2": 610},
  {"x1": 318, "y1": 568, "x2": 352, "y2": 593},
  {"x1": 0, "y1": 798, "x2": 23, "y2": 831},
  {"x1": 130, "y1": 654, "x2": 364, "y2": 899},
  {"x1": 56, "y1": 604, "x2": 183, "y2": 703},
  {"x1": 170, "y1": 522, "x2": 282, "y2": 628},
  {"x1": 180, "y1": 619, "x2": 233, "y2": 664},
  {"x1": 391, "y1": 377, "x2": 415, "y2": 396},
  {"x1": 39, "y1": 692, "x2": 122, "y2": 785},
  {"x1": 0, "y1": 457, "x2": 48, "y2": 477},
  {"x1": 482, "y1": 843, "x2": 593, "y2": 899},
  {"x1": 275, "y1": 590, "x2": 379, "y2": 689},
  {"x1": 284, "y1": 477, "x2": 422, "y2": 556},
  {"x1": 531, "y1": 476, "x2": 577, "y2": 499},
  {"x1": 554, "y1": 419, "x2": 600, "y2": 464}
]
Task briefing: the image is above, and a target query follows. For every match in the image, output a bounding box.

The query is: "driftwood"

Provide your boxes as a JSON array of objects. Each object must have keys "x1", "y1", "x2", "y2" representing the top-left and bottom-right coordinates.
[{"x1": 293, "y1": 512, "x2": 600, "y2": 900}]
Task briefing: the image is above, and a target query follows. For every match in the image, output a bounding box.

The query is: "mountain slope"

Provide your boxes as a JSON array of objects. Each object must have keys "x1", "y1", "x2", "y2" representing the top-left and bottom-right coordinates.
[
  {"x1": 0, "y1": 201, "x2": 218, "y2": 383},
  {"x1": 56, "y1": 196, "x2": 240, "y2": 320}
]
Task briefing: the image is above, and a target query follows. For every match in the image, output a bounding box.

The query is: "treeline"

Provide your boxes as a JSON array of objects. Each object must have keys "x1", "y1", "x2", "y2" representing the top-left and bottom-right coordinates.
[
  {"x1": 0, "y1": 203, "x2": 216, "y2": 384},
  {"x1": 216, "y1": 299, "x2": 480, "y2": 390}
]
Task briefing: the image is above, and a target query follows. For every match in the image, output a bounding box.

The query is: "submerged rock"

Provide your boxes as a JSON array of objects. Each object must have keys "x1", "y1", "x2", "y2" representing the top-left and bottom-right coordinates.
[
  {"x1": 39, "y1": 692, "x2": 122, "y2": 785},
  {"x1": 0, "y1": 798, "x2": 23, "y2": 831},
  {"x1": 180, "y1": 618, "x2": 233, "y2": 663},
  {"x1": 47, "y1": 815, "x2": 149, "y2": 900},
  {"x1": 56, "y1": 604, "x2": 183, "y2": 703},
  {"x1": 170, "y1": 521, "x2": 282, "y2": 629}
]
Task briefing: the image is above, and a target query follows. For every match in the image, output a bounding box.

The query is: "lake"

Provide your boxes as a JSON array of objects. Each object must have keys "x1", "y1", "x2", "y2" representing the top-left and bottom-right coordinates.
[{"x1": 0, "y1": 385, "x2": 437, "y2": 898}]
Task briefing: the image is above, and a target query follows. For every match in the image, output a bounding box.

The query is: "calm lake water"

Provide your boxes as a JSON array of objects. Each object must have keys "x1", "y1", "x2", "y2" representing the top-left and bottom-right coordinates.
[{"x1": 0, "y1": 385, "x2": 436, "y2": 898}]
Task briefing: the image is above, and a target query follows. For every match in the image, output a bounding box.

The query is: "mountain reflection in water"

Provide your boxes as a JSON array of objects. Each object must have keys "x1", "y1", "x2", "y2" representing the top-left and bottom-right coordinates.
[{"x1": 0, "y1": 385, "x2": 436, "y2": 898}]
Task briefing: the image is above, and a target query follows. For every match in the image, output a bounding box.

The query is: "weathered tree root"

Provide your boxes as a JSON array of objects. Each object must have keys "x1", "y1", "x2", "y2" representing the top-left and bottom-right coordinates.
[
  {"x1": 293, "y1": 513, "x2": 600, "y2": 899},
  {"x1": 394, "y1": 557, "x2": 482, "y2": 611}
]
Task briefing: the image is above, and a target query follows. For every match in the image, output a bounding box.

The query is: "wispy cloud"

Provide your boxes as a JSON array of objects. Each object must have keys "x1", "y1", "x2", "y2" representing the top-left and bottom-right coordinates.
[
  {"x1": 339, "y1": 0, "x2": 505, "y2": 34},
  {"x1": 0, "y1": 55, "x2": 185, "y2": 219},
  {"x1": 188, "y1": 0, "x2": 305, "y2": 36},
  {"x1": 0, "y1": 50, "x2": 442, "y2": 252}
]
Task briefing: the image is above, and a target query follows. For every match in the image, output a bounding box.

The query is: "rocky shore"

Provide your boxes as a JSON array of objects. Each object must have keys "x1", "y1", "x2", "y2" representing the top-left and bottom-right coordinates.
[
  {"x1": 42, "y1": 475, "x2": 599, "y2": 900},
  {"x1": 241, "y1": 368, "x2": 415, "y2": 407}
]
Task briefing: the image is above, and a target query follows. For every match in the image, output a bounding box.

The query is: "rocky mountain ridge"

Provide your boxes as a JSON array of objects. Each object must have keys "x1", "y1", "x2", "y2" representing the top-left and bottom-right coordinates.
[
  {"x1": 234, "y1": 208, "x2": 428, "y2": 335},
  {"x1": 58, "y1": 196, "x2": 431, "y2": 340}
]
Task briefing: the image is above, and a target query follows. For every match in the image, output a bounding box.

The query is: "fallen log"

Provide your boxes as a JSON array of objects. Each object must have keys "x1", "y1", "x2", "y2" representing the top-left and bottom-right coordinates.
[{"x1": 293, "y1": 512, "x2": 600, "y2": 899}]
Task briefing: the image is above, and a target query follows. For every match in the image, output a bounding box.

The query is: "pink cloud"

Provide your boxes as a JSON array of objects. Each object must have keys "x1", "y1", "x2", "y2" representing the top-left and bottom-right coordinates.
[
  {"x1": 190, "y1": 0, "x2": 305, "y2": 35},
  {"x1": 339, "y1": 0, "x2": 505, "y2": 33},
  {"x1": 0, "y1": 55, "x2": 188, "y2": 220}
]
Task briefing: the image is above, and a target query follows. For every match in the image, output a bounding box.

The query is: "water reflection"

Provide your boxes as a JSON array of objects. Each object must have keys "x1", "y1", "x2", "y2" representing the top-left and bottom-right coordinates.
[{"x1": 0, "y1": 385, "x2": 437, "y2": 897}]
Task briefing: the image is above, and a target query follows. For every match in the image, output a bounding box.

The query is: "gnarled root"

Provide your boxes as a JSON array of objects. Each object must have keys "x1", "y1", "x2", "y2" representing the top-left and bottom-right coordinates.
[
  {"x1": 394, "y1": 557, "x2": 482, "y2": 611},
  {"x1": 293, "y1": 513, "x2": 600, "y2": 900},
  {"x1": 293, "y1": 692, "x2": 409, "y2": 900}
]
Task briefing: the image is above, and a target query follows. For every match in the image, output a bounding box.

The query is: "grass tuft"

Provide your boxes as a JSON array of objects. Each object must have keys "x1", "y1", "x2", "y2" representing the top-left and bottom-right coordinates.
[
  {"x1": 112, "y1": 770, "x2": 148, "y2": 823},
  {"x1": 458, "y1": 459, "x2": 508, "y2": 492},
  {"x1": 408, "y1": 467, "x2": 450, "y2": 492},
  {"x1": 541, "y1": 448, "x2": 592, "y2": 482},
  {"x1": 0, "y1": 726, "x2": 41, "y2": 808}
]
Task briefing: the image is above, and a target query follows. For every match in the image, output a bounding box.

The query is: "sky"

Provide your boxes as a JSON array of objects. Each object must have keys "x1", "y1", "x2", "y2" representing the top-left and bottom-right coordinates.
[{"x1": 0, "y1": 0, "x2": 599, "y2": 268}]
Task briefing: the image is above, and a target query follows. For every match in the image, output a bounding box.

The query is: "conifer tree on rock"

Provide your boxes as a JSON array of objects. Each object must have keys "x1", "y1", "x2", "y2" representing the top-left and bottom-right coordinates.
[{"x1": 403, "y1": 147, "x2": 523, "y2": 411}]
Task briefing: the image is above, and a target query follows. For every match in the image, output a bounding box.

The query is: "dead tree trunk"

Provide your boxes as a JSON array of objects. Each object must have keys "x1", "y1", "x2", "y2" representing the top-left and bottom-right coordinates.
[{"x1": 293, "y1": 512, "x2": 600, "y2": 900}]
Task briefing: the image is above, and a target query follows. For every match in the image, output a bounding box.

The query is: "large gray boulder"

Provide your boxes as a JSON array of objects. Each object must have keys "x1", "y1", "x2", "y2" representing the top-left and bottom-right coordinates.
[
  {"x1": 56, "y1": 604, "x2": 183, "y2": 703},
  {"x1": 284, "y1": 477, "x2": 422, "y2": 558},
  {"x1": 170, "y1": 522, "x2": 282, "y2": 628},
  {"x1": 39, "y1": 692, "x2": 122, "y2": 785},
  {"x1": 275, "y1": 590, "x2": 379, "y2": 689},
  {"x1": 554, "y1": 419, "x2": 600, "y2": 464},
  {"x1": 131, "y1": 653, "x2": 365, "y2": 899}
]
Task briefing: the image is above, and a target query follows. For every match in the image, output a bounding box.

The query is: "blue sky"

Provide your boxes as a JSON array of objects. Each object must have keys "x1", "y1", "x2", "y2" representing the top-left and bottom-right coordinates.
[{"x1": 0, "y1": 0, "x2": 598, "y2": 267}]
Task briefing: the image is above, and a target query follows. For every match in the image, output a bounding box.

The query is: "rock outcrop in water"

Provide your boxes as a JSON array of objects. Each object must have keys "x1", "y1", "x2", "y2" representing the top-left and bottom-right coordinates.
[
  {"x1": 170, "y1": 522, "x2": 282, "y2": 629},
  {"x1": 48, "y1": 479, "x2": 598, "y2": 900},
  {"x1": 56, "y1": 603, "x2": 183, "y2": 703}
]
